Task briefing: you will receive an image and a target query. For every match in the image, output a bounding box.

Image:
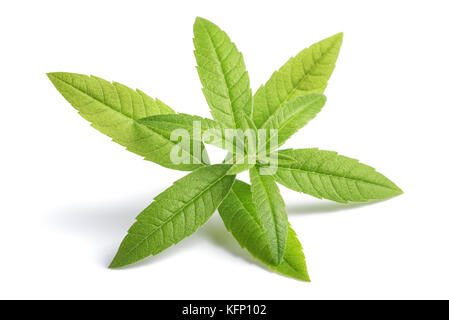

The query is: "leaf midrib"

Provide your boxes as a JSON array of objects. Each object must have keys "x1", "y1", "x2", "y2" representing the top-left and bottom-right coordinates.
[
  {"x1": 226, "y1": 185, "x2": 275, "y2": 263},
  {"x1": 256, "y1": 98, "x2": 318, "y2": 155},
  {"x1": 120, "y1": 168, "x2": 232, "y2": 262},
  {"x1": 52, "y1": 75, "x2": 204, "y2": 164},
  {"x1": 254, "y1": 170, "x2": 283, "y2": 260},
  {"x1": 260, "y1": 97, "x2": 320, "y2": 148},
  {"x1": 275, "y1": 166, "x2": 399, "y2": 191},
  {"x1": 229, "y1": 188, "x2": 263, "y2": 229},
  {"x1": 199, "y1": 22, "x2": 237, "y2": 128},
  {"x1": 257, "y1": 37, "x2": 339, "y2": 128}
]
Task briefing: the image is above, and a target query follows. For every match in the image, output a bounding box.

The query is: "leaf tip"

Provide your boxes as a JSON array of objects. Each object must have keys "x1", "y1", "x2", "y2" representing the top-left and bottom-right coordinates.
[
  {"x1": 47, "y1": 72, "x2": 68, "y2": 86},
  {"x1": 194, "y1": 16, "x2": 208, "y2": 30},
  {"x1": 383, "y1": 175, "x2": 403, "y2": 198},
  {"x1": 323, "y1": 32, "x2": 344, "y2": 49},
  {"x1": 298, "y1": 271, "x2": 311, "y2": 282},
  {"x1": 108, "y1": 254, "x2": 126, "y2": 269},
  {"x1": 108, "y1": 244, "x2": 134, "y2": 269},
  {"x1": 194, "y1": 16, "x2": 219, "y2": 32},
  {"x1": 46, "y1": 72, "x2": 58, "y2": 81},
  {"x1": 195, "y1": 16, "x2": 209, "y2": 24},
  {"x1": 332, "y1": 32, "x2": 344, "y2": 48},
  {"x1": 47, "y1": 73, "x2": 64, "y2": 90},
  {"x1": 330, "y1": 32, "x2": 343, "y2": 43},
  {"x1": 392, "y1": 184, "x2": 404, "y2": 196}
]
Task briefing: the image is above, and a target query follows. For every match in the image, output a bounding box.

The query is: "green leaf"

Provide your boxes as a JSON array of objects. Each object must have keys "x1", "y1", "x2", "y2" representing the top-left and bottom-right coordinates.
[
  {"x1": 224, "y1": 152, "x2": 255, "y2": 175},
  {"x1": 237, "y1": 111, "x2": 258, "y2": 132},
  {"x1": 194, "y1": 17, "x2": 252, "y2": 128},
  {"x1": 270, "y1": 148, "x2": 403, "y2": 203},
  {"x1": 226, "y1": 162, "x2": 255, "y2": 175},
  {"x1": 253, "y1": 33, "x2": 343, "y2": 128},
  {"x1": 218, "y1": 180, "x2": 309, "y2": 281},
  {"x1": 249, "y1": 166, "x2": 288, "y2": 265},
  {"x1": 260, "y1": 94, "x2": 326, "y2": 152},
  {"x1": 270, "y1": 226, "x2": 310, "y2": 281},
  {"x1": 139, "y1": 113, "x2": 229, "y2": 151},
  {"x1": 141, "y1": 114, "x2": 257, "y2": 174},
  {"x1": 110, "y1": 164, "x2": 236, "y2": 268},
  {"x1": 224, "y1": 113, "x2": 257, "y2": 174},
  {"x1": 48, "y1": 72, "x2": 207, "y2": 171}
]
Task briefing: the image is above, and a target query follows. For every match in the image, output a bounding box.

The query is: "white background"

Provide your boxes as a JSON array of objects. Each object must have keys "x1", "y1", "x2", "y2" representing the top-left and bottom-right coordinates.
[{"x1": 1, "y1": 0, "x2": 448, "y2": 299}]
